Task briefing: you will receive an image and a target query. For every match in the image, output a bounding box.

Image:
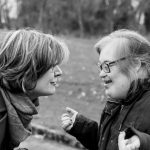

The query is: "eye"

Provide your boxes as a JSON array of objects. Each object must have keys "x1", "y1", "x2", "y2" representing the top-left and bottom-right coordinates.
[{"x1": 103, "y1": 64, "x2": 108, "y2": 69}]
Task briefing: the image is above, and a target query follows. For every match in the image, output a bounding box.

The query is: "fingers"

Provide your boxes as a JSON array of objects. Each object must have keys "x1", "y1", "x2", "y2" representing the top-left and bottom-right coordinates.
[
  {"x1": 118, "y1": 132, "x2": 128, "y2": 145},
  {"x1": 118, "y1": 132, "x2": 140, "y2": 150},
  {"x1": 126, "y1": 143, "x2": 139, "y2": 150},
  {"x1": 118, "y1": 132, "x2": 130, "y2": 150},
  {"x1": 66, "y1": 107, "x2": 78, "y2": 124},
  {"x1": 61, "y1": 113, "x2": 73, "y2": 131},
  {"x1": 118, "y1": 131, "x2": 126, "y2": 141},
  {"x1": 61, "y1": 107, "x2": 78, "y2": 131},
  {"x1": 128, "y1": 135, "x2": 140, "y2": 149}
]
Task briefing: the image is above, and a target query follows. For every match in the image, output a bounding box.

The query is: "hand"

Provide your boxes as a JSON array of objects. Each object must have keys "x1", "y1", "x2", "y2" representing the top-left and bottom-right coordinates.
[
  {"x1": 61, "y1": 107, "x2": 78, "y2": 131},
  {"x1": 118, "y1": 131, "x2": 140, "y2": 150}
]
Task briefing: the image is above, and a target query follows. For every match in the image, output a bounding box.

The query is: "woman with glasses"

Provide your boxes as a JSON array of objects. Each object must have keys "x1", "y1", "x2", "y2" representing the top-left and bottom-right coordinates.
[
  {"x1": 0, "y1": 28, "x2": 69, "y2": 150},
  {"x1": 61, "y1": 29, "x2": 150, "y2": 150}
]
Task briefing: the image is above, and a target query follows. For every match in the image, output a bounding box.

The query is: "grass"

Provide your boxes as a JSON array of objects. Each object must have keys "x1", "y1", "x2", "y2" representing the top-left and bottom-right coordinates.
[{"x1": 32, "y1": 35, "x2": 106, "y2": 131}]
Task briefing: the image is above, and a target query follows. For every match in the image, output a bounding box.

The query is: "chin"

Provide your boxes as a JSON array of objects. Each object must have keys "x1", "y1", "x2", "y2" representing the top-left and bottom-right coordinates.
[
  {"x1": 45, "y1": 87, "x2": 56, "y2": 95},
  {"x1": 105, "y1": 90, "x2": 115, "y2": 99},
  {"x1": 105, "y1": 90, "x2": 110, "y2": 97}
]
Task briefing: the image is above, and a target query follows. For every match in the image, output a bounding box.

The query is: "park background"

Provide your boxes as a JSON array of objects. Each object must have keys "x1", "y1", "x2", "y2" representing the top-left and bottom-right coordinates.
[{"x1": 1, "y1": 0, "x2": 150, "y2": 149}]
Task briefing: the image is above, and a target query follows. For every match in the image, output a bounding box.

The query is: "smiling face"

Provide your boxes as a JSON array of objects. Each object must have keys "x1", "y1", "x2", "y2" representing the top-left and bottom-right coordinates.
[
  {"x1": 99, "y1": 40, "x2": 131, "y2": 100},
  {"x1": 30, "y1": 66, "x2": 62, "y2": 98}
]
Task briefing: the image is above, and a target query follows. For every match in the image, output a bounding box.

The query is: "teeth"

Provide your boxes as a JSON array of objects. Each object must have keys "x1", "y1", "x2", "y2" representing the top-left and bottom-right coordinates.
[{"x1": 105, "y1": 80, "x2": 111, "y2": 84}]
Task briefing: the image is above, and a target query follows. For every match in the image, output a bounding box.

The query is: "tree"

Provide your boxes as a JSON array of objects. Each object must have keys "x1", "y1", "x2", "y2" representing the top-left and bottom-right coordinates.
[{"x1": 0, "y1": 0, "x2": 11, "y2": 29}]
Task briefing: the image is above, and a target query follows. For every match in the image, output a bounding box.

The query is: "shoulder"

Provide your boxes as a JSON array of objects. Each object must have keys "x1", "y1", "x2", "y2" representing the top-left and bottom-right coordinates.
[
  {"x1": 131, "y1": 91, "x2": 150, "y2": 114},
  {"x1": 138, "y1": 90, "x2": 150, "y2": 106},
  {"x1": 129, "y1": 90, "x2": 150, "y2": 122},
  {"x1": 133, "y1": 91, "x2": 150, "y2": 128}
]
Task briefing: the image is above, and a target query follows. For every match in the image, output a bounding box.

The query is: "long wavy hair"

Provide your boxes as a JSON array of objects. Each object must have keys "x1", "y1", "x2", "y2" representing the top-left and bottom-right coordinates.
[{"x1": 0, "y1": 29, "x2": 69, "y2": 93}]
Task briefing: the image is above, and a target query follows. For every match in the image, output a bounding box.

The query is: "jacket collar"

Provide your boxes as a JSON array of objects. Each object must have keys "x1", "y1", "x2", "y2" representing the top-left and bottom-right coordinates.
[{"x1": 122, "y1": 78, "x2": 150, "y2": 105}]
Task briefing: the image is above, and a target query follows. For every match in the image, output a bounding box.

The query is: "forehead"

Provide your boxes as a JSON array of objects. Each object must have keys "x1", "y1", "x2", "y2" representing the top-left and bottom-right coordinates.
[{"x1": 99, "y1": 39, "x2": 124, "y2": 62}]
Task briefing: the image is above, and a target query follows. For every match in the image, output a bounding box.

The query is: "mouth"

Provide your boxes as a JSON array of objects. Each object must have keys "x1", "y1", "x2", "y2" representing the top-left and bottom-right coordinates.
[
  {"x1": 50, "y1": 80, "x2": 60, "y2": 87},
  {"x1": 50, "y1": 77, "x2": 61, "y2": 87},
  {"x1": 103, "y1": 79, "x2": 112, "y2": 87},
  {"x1": 104, "y1": 80, "x2": 112, "y2": 84}
]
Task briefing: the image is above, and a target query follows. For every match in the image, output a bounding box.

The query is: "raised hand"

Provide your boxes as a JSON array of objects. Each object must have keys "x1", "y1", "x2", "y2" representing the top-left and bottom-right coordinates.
[
  {"x1": 118, "y1": 131, "x2": 140, "y2": 150},
  {"x1": 61, "y1": 107, "x2": 78, "y2": 131}
]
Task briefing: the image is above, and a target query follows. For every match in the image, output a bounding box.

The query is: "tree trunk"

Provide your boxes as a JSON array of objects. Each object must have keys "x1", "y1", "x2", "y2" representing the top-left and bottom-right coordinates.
[
  {"x1": 38, "y1": 0, "x2": 47, "y2": 31},
  {"x1": 76, "y1": 0, "x2": 84, "y2": 37}
]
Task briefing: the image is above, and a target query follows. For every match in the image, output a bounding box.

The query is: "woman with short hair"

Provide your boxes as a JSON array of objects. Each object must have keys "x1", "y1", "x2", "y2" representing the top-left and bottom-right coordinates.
[{"x1": 0, "y1": 28, "x2": 69, "y2": 150}]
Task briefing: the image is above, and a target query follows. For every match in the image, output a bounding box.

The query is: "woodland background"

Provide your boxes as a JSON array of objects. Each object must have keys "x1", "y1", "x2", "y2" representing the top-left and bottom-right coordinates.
[{"x1": 1, "y1": 0, "x2": 150, "y2": 37}]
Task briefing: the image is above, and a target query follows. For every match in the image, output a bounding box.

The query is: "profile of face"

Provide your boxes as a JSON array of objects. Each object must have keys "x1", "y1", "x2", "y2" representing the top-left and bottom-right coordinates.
[
  {"x1": 98, "y1": 40, "x2": 131, "y2": 100},
  {"x1": 31, "y1": 66, "x2": 62, "y2": 98}
]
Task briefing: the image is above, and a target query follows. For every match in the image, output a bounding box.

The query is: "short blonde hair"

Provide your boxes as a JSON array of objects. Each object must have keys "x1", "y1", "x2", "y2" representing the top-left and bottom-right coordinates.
[
  {"x1": 95, "y1": 29, "x2": 150, "y2": 91},
  {"x1": 0, "y1": 28, "x2": 69, "y2": 93}
]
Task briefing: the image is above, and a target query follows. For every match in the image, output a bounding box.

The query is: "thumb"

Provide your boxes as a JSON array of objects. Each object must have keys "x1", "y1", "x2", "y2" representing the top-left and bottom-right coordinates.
[
  {"x1": 118, "y1": 131, "x2": 126, "y2": 142},
  {"x1": 118, "y1": 131, "x2": 129, "y2": 150},
  {"x1": 66, "y1": 107, "x2": 78, "y2": 124},
  {"x1": 66, "y1": 107, "x2": 78, "y2": 115}
]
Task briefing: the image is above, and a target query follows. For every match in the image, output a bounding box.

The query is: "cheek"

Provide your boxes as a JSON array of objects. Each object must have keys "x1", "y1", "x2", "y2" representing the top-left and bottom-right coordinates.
[
  {"x1": 108, "y1": 70, "x2": 130, "y2": 96},
  {"x1": 114, "y1": 76, "x2": 130, "y2": 97},
  {"x1": 114, "y1": 72, "x2": 130, "y2": 86},
  {"x1": 35, "y1": 75, "x2": 51, "y2": 90}
]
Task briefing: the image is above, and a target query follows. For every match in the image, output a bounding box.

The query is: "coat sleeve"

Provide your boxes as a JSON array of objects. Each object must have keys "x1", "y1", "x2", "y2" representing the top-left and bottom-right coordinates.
[
  {"x1": 129, "y1": 127, "x2": 150, "y2": 150},
  {"x1": 128, "y1": 91, "x2": 150, "y2": 150},
  {"x1": 68, "y1": 114, "x2": 99, "y2": 150}
]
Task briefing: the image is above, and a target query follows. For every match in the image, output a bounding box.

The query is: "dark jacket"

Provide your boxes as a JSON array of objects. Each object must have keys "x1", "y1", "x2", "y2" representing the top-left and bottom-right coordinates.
[
  {"x1": 0, "y1": 94, "x2": 8, "y2": 150},
  {"x1": 0, "y1": 88, "x2": 36, "y2": 150},
  {"x1": 0, "y1": 98, "x2": 30, "y2": 150},
  {"x1": 69, "y1": 84, "x2": 150, "y2": 150}
]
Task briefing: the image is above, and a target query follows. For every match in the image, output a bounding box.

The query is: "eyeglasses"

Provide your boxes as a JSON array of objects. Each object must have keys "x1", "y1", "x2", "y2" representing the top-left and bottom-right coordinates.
[{"x1": 97, "y1": 57, "x2": 127, "y2": 73}]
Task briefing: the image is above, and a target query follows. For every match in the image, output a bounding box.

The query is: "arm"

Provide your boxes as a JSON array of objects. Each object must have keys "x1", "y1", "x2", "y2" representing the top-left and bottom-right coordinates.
[
  {"x1": 69, "y1": 114, "x2": 99, "y2": 150},
  {"x1": 61, "y1": 107, "x2": 99, "y2": 150}
]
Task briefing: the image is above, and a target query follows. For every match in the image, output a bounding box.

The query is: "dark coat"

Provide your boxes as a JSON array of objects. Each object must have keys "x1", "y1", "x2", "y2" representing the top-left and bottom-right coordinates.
[
  {"x1": 0, "y1": 94, "x2": 9, "y2": 150},
  {"x1": 0, "y1": 95, "x2": 28, "y2": 150},
  {"x1": 69, "y1": 87, "x2": 150, "y2": 150}
]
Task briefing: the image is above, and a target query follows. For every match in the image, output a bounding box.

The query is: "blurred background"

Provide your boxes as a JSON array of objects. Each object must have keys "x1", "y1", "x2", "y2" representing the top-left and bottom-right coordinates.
[
  {"x1": 1, "y1": 0, "x2": 150, "y2": 149},
  {"x1": 1, "y1": 0, "x2": 150, "y2": 36}
]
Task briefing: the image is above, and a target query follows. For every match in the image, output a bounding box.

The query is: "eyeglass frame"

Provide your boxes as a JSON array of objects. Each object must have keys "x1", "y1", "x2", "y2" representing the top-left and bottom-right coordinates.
[{"x1": 97, "y1": 57, "x2": 127, "y2": 73}]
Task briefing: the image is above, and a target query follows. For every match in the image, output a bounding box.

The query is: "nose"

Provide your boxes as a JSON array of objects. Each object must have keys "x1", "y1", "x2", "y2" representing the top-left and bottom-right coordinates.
[
  {"x1": 99, "y1": 69, "x2": 106, "y2": 78},
  {"x1": 54, "y1": 66, "x2": 62, "y2": 77}
]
